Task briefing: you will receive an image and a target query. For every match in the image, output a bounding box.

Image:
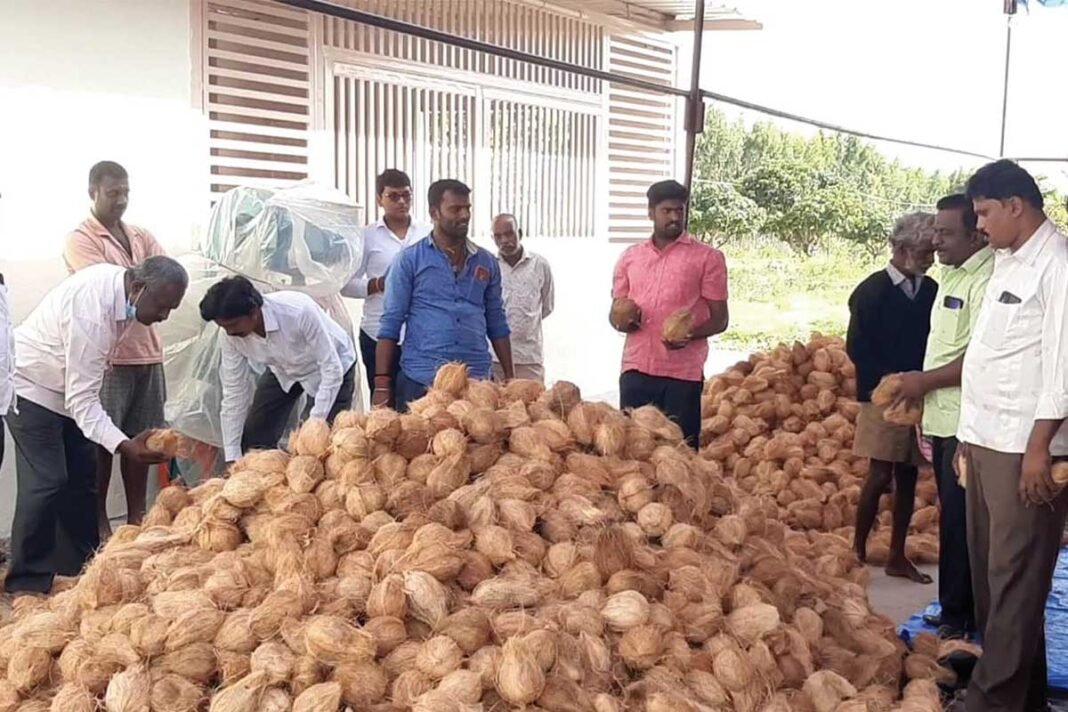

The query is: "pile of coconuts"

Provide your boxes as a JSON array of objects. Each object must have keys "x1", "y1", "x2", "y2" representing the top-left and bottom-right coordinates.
[{"x1": 0, "y1": 363, "x2": 973, "y2": 712}]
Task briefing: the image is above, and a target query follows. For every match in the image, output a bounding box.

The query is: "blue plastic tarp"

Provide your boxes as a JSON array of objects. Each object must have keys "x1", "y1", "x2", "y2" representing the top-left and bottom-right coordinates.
[{"x1": 898, "y1": 548, "x2": 1068, "y2": 691}]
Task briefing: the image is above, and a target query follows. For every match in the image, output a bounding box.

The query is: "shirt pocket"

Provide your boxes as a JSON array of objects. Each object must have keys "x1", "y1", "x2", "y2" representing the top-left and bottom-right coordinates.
[
  {"x1": 934, "y1": 298, "x2": 967, "y2": 345},
  {"x1": 979, "y1": 272, "x2": 1040, "y2": 351}
]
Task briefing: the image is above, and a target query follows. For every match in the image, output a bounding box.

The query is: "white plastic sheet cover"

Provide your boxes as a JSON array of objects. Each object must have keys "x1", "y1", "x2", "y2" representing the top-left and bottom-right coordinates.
[{"x1": 162, "y1": 181, "x2": 365, "y2": 474}]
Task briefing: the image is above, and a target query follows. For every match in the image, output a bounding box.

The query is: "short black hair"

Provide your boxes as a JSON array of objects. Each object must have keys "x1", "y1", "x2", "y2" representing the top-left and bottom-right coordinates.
[
  {"x1": 199, "y1": 276, "x2": 264, "y2": 322},
  {"x1": 935, "y1": 193, "x2": 978, "y2": 234},
  {"x1": 965, "y1": 159, "x2": 1044, "y2": 210},
  {"x1": 89, "y1": 161, "x2": 128, "y2": 187},
  {"x1": 647, "y1": 180, "x2": 689, "y2": 210},
  {"x1": 376, "y1": 169, "x2": 411, "y2": 196},
  {"x1": 428, "y1": 179, "x2": 471, "y2": 210}
]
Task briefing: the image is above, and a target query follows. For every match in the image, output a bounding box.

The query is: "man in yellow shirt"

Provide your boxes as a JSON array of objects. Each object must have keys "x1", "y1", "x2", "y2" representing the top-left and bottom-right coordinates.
[{"x1": 897, "y1": 194, "x2": 993, "y2": 639}]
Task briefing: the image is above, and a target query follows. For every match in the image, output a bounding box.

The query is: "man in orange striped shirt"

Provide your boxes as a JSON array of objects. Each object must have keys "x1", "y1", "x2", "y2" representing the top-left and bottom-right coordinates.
[{"x1": 63, "y1": 161, "x2": 166, "y2": 539}]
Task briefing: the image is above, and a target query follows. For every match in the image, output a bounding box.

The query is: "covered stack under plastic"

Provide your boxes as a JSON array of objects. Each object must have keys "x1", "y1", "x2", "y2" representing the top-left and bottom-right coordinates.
[
  {"x1": 0, "y1": 366, "x2": 975, "y2": 712},
  {"x1": 160, "y1": 182, "x2": 365, "y2": 477}
]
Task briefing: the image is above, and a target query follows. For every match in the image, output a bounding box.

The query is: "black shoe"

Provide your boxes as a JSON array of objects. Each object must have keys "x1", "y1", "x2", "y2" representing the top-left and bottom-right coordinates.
[
  {"x1": 923, "y1": 613, "x2": 944, "y2": 627},
  {"x1": 937, "y1": 623, "x2": 970, "y2": 640}
]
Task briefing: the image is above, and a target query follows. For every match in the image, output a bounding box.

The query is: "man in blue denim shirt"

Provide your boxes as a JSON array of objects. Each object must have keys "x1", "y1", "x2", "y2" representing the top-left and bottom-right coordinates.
[{"x1": 373, "y1": 179, "x2": 514, "y2": 412}]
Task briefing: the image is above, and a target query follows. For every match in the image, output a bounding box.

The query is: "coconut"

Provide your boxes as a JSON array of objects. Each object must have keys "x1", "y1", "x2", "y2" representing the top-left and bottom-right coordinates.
[
  {"x1": 147, "y1": 675, "x2": 204, "y2": 712},
  {"x1": 593, "y1": 526, "x2": 635, "y2": 578},
  {"x1": 12, "y1": 612, "x2": 74, "y2": 654},
  {"x1": 251, "y1": 641, "x2": 296, "y2": 686},
  {"x1": 303, "y1": 615, "x2": 376, "y2": 665},
  {"x1": 416, "y1": 636, "x2": 464, "y2": 680},
  {"x1": 332, "y1": 661, "x2": 389, "y2": 707},
  {"x1": 95, "y1": 632, "x2": 141, "y2": 668},
  {"x1": 289, "y1": 418, "x2": 329, "y2": 457},
  {"x1": 363, "y1": 616, "x2": 407, "y2": 656},
  {"x1": 221, "y1": 471, "x2": 269, "y2": 509},
  {"x1": 208, "y1": 671, "x2": 268, "y2": 712},
  {"x1": 145, "y1": 428, "x2": 183, "y2": 457},
  {"x1": 151, "y1": 642, "x2": 217, "y2": 685},
  {"x1": 216, "y1": 651, "x2": 252, "y2": 686},
  {"x1": 618, "y1": 474, "x2": 655, "y2": 514},
  {"x1": 558, "y1": 561, "x2": 602, "y2": 599},
  {"x1": 104, "y1": 664, "x2": 151, "y2": 712},
  {"x1": 711, "y1": 644, "x2": 753, "y2": 692},
  {"x1": 391, "y1": 670, "x2": 435, "y2": 706},
  {"x1": 495, "y1": 636, "x2": 545, "y2": 706},
  {"x1": 50, "y1": 684, "x2": 95, "y2": 712},
  {"x1": 403, "y1": 570, "x2": 451, "y2": 628},
  {"x1": 610, "y1": 298, "x2": 641, "y2": 331},
  {"x1": 285, "y1": 455, "x2": 325, "y2": 495},
  {"x1": 594, "y1": 416, "x2": 627, "y2": 457},
  {"x1": 249, "y1": 590, "x2": 304, "y2": 640},
  {"x1": 661, "y1": 309, "x2": 694, "y2": 342},
  {"x1": 803, "y1": 670, "x2": 858, "y2": 712},
  {"x1": 475, "y1": 525, "x2": 516, "y2": 566},
  {"x1": 434, "y1": 363, "x2": 470, "y2": 396},
  {"x1": 637, "y1": 502, "x2": 674, "y2": 537},
  {"x1": 724, "y1": 602, "x2": 781, "y2": 644},
  {"x1": 7, "y1": 645, "x2": 52, "y2": 693},
  {"x1": 367, "y1": 574, "x2": 408, "y2": 619},
  {"x1": 427, "y1": 453, "x2": 472, "y2": 499},
  {"x1": 290, "y1": 657, "x2": 324, "y2": 698},
  {"x1": 602, "y1": 590, "x2": 651, "y2": 632},
  {"x1": 618, "y1": 624, "x2": 664, "y2": 671},
  {"x1": 462, "y1": 408, "x2": 504, "y2": 444},
  {"x1": 163, "y1": 607, "x2": 225, "y2": 652},
  {"x1": 259, "y1": 688, "x2": 291, "y2": 712},
  {"x1": 292, "y1": 682, "x2": 342, "y2": 712}
]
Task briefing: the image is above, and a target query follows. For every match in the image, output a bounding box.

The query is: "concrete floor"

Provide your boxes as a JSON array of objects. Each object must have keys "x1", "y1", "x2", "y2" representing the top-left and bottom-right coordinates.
[{"x1": 866, "y1": 562, "x2": 938, "y2": 625}]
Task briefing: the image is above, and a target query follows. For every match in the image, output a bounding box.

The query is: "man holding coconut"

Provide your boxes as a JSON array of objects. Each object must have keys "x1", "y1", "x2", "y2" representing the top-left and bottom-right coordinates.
[
  {"x1": 609, "y1": 179, "x2": 729, "y2": 449},
  {"x1": 5, "y1": 256, "x2": 186, "y2": 593}
]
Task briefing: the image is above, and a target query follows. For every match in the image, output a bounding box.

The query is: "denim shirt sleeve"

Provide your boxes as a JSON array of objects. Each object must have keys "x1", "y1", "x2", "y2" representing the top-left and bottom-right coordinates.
[
  {"x1": 377, "y1": 246, "x2": 414, "y2": 341},
  {"x1": 484, "y1": 255, "x2": 511, "y2": 340}
]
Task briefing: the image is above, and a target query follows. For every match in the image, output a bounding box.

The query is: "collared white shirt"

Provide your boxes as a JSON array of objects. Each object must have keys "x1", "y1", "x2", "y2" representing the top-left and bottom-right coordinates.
[
  {"x1": 886, "y1": 262, "x2": 924, "y2": 300},
  {"x1": 13, "y1": 264, "x2": 131, "y2": 453},
  {"x1": 0, "y1": 280, "x2": 16, "y2": 416},
  {"x1": 494, "y1": 249, "x2": 554, "y2": 366},
  {"x1": 342, "y1": 218, "x2": 431, "y2": 339},
  {"x1": 958, "y1": 220, "x2": 1068, "y2": 455},
  {"x1": 219, "y1": 291, "x2": 357, "y2": 462}
]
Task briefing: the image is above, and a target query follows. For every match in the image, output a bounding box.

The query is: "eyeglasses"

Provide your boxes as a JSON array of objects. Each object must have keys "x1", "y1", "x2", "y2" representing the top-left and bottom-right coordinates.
[{"x1": 383, "y1": 191, "x2": 412, "y2": 203}]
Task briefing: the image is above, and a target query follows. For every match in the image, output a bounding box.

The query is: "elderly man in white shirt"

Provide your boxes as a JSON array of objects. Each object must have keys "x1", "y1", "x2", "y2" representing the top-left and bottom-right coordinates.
[
  {"x1": 490, "y1": 214, "x2": 554, "y2": 383},
  {"x1": 5, "y1": 256, "x2": 187, "y2": 593},
  {"x1": 343, "y1": 169, "x2": 430, "y2": 397},
  {"x1": 950, "y1": 161, "x2": 1068, "y2": 712},
  {"x1": 199, "y1": 276, "x2": 356, "y2": 463}
]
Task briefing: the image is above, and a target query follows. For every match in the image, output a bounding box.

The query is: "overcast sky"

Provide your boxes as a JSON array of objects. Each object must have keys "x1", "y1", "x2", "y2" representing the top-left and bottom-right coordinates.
[{"x1": 685, "y1": 0, "x2": 1068, "y2": 187}]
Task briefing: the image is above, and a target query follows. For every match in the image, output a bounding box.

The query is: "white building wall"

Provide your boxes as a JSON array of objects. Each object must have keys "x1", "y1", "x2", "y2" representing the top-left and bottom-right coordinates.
[{"x1": 0, "y1": 0, "x2": 201, "y2": 537}]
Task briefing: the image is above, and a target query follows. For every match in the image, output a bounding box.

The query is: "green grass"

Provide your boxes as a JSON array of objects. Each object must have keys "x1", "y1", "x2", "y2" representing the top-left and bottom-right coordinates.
[{"x1": 717, "y1": 238, "x2": 881, "y2": 351}]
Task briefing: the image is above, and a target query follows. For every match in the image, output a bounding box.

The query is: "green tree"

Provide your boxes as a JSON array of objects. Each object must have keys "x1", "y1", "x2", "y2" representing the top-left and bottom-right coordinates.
[{"x1": 688, "y1": 182, "x2": 766, "y2": 247}]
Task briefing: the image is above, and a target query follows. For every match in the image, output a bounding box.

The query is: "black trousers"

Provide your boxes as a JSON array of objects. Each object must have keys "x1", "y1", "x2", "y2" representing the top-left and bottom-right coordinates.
[
  {"x1": 359, "y1": 329, "x2": 401, "y2": 395},
  {"x1": 619, "y1": 370, "x2": 702, "y2": 449},
  {"x1": 4, "y1": 398, "x2": 99, "y2": 593},
  {"x1": 242, "y1": 365, "x2": 356, "y2": 453},
  {"x1": 931, "y1": 435, "x2": 974, "y2": 630}
]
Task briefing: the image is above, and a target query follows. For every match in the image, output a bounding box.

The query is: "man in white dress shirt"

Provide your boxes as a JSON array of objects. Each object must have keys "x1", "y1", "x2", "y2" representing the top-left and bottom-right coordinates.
[
  {"x1": 199, "y1": 276, "x2": 357, "y2": 463},
  {"x1": 343, "y1": 169, "x2": 429, "y2": 397},
  {"x1": 5, "y1": 256, "x2": 187, "y2": 593},
  {"x1": 490, "y1": 214, "x2": 554, "y2": 383},
  {"x1": 955, "y1": 160, "x2": 1068, "y2": 712}
]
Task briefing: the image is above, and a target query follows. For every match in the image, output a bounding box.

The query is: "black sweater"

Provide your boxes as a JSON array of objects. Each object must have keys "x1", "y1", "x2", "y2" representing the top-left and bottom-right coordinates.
[{"x1": 845, "y1": 270, "x2": 937, "y2": 403}]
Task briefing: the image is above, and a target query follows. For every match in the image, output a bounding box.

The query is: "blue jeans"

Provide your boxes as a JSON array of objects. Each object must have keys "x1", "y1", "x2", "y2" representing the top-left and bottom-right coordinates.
[{"x1": 395, "y1": 370, "x2": 429, "y2": 414}]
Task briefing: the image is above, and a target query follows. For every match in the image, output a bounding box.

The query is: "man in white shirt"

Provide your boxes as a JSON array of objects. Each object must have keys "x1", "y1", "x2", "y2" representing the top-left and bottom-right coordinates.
[
  {"x1": 490, "y1": 213, "x2": 554, "y2": 383},
  {"x1": 0, "y1": 272, "x2": 14, "y2": 510},
  {"x1": 342, "y1": 169, "x2": 429, "y2": 397},
  {"x1": 199, "y1": 276, "x2": 356, "y2": 463},
  {"x1": 5, "y1": 256, "x2": 186, "y2": 593},
  {"x1": 954, "y1": 161, "x2": 1068, "y2": 712}
]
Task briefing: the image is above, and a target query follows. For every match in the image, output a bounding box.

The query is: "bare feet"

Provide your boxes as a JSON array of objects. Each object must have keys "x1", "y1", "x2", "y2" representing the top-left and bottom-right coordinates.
[
  {"x1": 885, "y1": 557, "x2": 933, "y2": 584},
  {"x1": 854, "y1": 542, "x2": 867, "y2": 564}
]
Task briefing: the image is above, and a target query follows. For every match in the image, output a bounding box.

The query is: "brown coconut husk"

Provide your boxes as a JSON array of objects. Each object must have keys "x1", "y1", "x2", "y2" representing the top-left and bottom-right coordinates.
[
  {"x1": 7, "y1": 646, "x2": 53, "y2": 693},
  {"x1": 495, "y1": 636, "x2": 546, "y2": 706},
  {"x1": 601, "y1": 590, "x2": 651, "y2": 632},
  {"x1": 149, "y1": 674, "x2": 205, "y2": 712},
  {"x1": 50, "y1": 684, "x2": 96, "y2": 712},
  {"x1": 332, "y1": 661, "x2": 389, "y2": 707},
  {"x1": 415, "y1": 636, "x2": 464, "y2": 680},
  {"x1": 250, "y1": 641, "x2": 296, "y2": 686},
  {"x1": 292, "y1": 418, "x2": 331, "y2": 457},
  {"x1": 303, "y1": 615, "x2": 376, "y2": 665},
  {"x1": 104, "y1": 664, "x2": 151, "y2": 712},
  {"x1": 207, "y1": 670, "x2": 268, "y2": 712},
  {"x1": 403, "y1": 570, "x2": 451, "y2": 628},
  {"x1": 291, "y1": 682, "x2": 341, "y2": 712}
]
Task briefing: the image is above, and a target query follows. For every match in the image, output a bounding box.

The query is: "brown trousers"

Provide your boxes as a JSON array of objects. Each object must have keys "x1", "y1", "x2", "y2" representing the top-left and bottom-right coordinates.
[{"x1": 965, "y1": 445, "x2": 1068, "y2": 712}]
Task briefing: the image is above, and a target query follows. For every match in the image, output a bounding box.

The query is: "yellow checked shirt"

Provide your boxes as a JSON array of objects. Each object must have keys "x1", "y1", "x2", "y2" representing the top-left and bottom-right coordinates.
[{"x1": 921, "y1": 247, "x2": 995, "y2": 438}]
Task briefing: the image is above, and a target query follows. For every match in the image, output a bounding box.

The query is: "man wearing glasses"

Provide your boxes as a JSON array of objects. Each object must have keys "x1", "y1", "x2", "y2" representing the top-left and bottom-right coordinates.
[{"x1": 344, "y1": 169, "x2": 430, "y2": 399}]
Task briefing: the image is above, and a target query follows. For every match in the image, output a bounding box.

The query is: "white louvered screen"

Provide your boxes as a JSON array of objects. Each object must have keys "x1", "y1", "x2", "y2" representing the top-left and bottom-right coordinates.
[
  {"x1": 202, "y1": 0, "x2": 313, "y2": 200},
  {"x1": 323, "y1": 0, "x2": 604, "y2": 94},
  {"x1": 606, "y1": 32, "x2": 677, "y2": 241},
  {"x1": 486, "y1": 99, "x2": 598, "y2": 238},
  {"x1": 333, "y1": 74, "x2": 478, "y2": 222}
]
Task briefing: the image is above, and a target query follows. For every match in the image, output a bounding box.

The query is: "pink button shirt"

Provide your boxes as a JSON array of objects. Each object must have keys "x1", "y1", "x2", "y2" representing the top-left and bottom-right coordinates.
[
  {"x1": 63, "y1": 216, "x2": 166, "y2": 365},
  {"x1": 612, "y1": 233, "x2": 728, "y2": 382}
]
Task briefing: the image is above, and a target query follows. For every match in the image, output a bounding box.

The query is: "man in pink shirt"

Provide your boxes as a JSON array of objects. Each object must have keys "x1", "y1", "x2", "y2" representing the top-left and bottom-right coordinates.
[
  {"x1": 610, "y1": 180, "x2": 729, "y2": 447},
  {"x1": 63, "y1": 161, "x2": 166, "y2": 539}
]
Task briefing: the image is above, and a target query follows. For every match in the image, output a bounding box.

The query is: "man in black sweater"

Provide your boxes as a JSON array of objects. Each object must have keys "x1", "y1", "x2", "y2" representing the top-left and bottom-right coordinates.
[{"x1": 847, "y1": 211, "x2": 937, "y2": 583}]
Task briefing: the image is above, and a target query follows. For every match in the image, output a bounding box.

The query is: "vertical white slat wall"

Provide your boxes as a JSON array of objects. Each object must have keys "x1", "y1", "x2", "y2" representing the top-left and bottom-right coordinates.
[
  {"x1": 606, "y1": 32, "x2": 677, "y2": 242},
  {"x1": 202, "y1": 0, "x2": 313, "y2": 201},
  {"x1": 197, "y1": 0, "x2": 678, "y2": 241}
]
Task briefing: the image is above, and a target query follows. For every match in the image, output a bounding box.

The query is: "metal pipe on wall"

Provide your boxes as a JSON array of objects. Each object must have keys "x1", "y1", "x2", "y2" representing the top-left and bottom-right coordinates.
[{"x1": 683, "y1": 0, "x2": 706, "y2": 190}]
